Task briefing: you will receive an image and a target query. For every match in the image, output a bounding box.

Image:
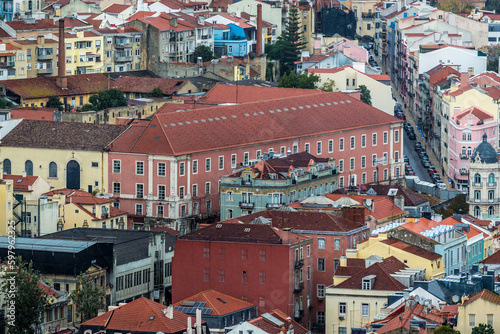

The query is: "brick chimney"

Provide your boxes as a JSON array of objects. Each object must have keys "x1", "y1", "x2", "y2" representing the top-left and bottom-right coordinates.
[
  {"x1": 460, "y1": 72, "x2": 469, "y2": 88},
  {"x1": 56, "y1": 18, "x2": 67, "y2": 89},
  {"x1": 256, "y1": 4, "x2": 263, "y2": 54}
]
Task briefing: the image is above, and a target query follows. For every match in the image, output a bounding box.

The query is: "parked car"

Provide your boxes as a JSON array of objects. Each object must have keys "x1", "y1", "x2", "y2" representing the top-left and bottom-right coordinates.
[{"x1": 408, "y1": 132, "x2": 416, "y2": 140}]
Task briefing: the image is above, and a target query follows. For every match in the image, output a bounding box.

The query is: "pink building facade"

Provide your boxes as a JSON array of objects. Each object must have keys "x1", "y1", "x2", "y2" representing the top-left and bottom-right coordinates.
[
  {"x1": 107, "y1": 91, "x2": 404, "y2": 231},
  {"x1": 449, "y1": 106, "x2": 497, "y2": 191}
]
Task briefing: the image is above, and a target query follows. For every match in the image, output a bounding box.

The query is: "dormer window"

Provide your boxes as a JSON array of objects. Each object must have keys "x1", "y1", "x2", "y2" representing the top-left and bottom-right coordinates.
[
  {"x1": 362, "y1": 275, "x2": 375, "y2": 290},
  {"x1": 269, "y1": 173, "x2": 278, "y2": 180}
]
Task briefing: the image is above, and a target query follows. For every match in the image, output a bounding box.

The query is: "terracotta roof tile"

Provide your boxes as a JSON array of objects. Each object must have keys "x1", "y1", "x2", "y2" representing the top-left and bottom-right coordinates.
[
  {"x1": 6, "y1": 19, "x2": 57, "y2": 31},
  {"x1": 249, "y1": 309, "x2": 309, "y2": 334},
  {"x1": 325, "y1": 193, "x2": 407, "y2": 221},
  {"x1": 2, "y1": 174, "x2": 39, "y2": 191},
  {"x1": 179, "y1": 223, "x2": 284, "y2": 244},
  {"x1": 481, "y1": 250, "x2": 500, "y2": 264},
  {"x1": 9, "y1": 107, "x2": 56, "y2": 121},
  {"x1": 426, "y1": 64, "x2": 460, "y2": 86},
  {"x1": 113, "y1": 77, "x2": 187, "y2": 95},
  {"x1": 380, "y1": 238, "x2": 441, "y2": 260},
  {"x1": 484, "y1": 86, "x2": 500, "y2": 100},
  {"x1": 109, "y1": 92, "x2": 400, "y2": 155},
  {"x1": 454, "y1": 106, "x2": 494, "y2": 122},
  {"x1": 103, "y1": 3, "x2": 132, "y2": 13},
  {"x1": 359, "y1": 185, "x2": 427, "y2": 206},
  {"x1": 109, "y1": 206, "x2": 128, "y2": 218},
  {"x1": 462, "y1": 289, "x2": 500, "y2": 306},
  {"x1": 174, "y1": 290, "x2": 254, "y2": 316},
  {"x1": 1, "y1": 119, "x2": 127, "y2": 151},
  {"x1": 82, "y1": 297, "x2": 202, "y2": 332},
  {"x1": 375, "y1": 303, "x2": 446, "y2": 334}
]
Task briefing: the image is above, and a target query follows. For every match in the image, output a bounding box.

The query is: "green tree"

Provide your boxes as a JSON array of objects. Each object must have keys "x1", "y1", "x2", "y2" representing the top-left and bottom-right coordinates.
[
  {"x1": 70, "y1": 274, "x2": 107, "y2": 322},
  {"x1": 321, "y1": 79, "x2": 338, "y2": 92},
  {"x1": 434, "y1": 326, "x2": 461, "y2": 334},
  {"x1": 479, "y1": 44, "x2": 500, "y2": 72},
  {"x1": 1, "y1": 257, "x2": 50, "y2": 334},
  {"x1": 45, "y1": 96, "x2": 64, "y2": 111},
  {"x1": 88, "y1": 89, "x2": 128, "y2": 111},
  {"x1": 278, "y1": 71, "x2": 320, "y2": 89},
  {"x1": 436, "y1": 0, "x2": 473, "y2": 12},
  {"x1": 359, "y1": 85, "x2": 372, "y2": 105},
  {"x1": 472, "y1": 324, "x2": 494, "y2": 334},
  {"x1": 436, "y1": 193, "x2": 469, "y2": 218},
  {"x1": 485, "y1": 0, "x2": 500, "y2": 14},
  {"x1": 149, "y1": 87, "x2": 164, "y2": 98},
  {"x1": 267, "y1": 6, "x2": 306, "y2": 75},
  {"x1": 193, "y1": 45, "x2": 214, "y2": 62},
  {"x1": 0, "y1": 98, "x2": 13, "y2": 108}
]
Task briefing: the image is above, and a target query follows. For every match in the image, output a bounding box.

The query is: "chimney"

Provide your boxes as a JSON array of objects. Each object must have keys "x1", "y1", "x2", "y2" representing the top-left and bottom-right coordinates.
[
  {"x1": 37, "y1": 35, "x2": 44, "y2": 44},
  {"x1": 460, "y1": 72, "x2": 469, "y2": 88},
  {"x1": 187, "y1": 317, "x2": 193, "y2": 334},
  {"x1": 196, "y1": 308, "x2": 202, "y2": 334},
  {"x1": 394, "y1": 195, "x2": 404, "y2": 210},
  {"x1": 256, "y1": 4, "x2": 263, "y2": 54},
  {"x1": 56, "y1": 19, "x2": 67, "y2": 89},
  {"x1": 165, "y1": 305, "x2": 174, "y2": 319},
  {"x1": 197, "y1": 15, "x2": 205, "y2": 26},
  {"x1": 170, "y1": 17, "x2": 178, "y2": 28},
  {"x1": 22, "y1": 171, "x2": 26, "y2": 177}
]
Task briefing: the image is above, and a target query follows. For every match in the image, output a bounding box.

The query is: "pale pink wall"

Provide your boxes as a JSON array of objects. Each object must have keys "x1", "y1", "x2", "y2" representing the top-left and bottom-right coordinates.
[{"x1": 334, "y1": 40, "x2": 368, "y2": 62}]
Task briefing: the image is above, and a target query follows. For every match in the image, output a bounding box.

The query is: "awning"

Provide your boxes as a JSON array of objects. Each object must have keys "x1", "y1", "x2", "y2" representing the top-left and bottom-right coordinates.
[{"x1": 0, "y1": 53, "x2": 15, "y2": 56}]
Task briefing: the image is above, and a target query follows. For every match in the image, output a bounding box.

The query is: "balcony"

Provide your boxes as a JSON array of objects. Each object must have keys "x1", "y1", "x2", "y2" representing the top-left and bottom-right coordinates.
[
  {"x1": 38, "y1": 53, "x2": 54, "y2": 61},
  {"x1": 294, "y1": 310, "x2": 304, "y2": 320},
  {"x1": 488, "y1": 182, "x2": 497, "y2": 187},
  {"x1": 294, "y1": 282, "x2": 304, "y2": 292},
  {"x1": 239, "y1": 201, "x2": 254, "y2": 209},
  {"x1": 294, "y1": 259, "x2": 304, "y2": 269},
  {"x1": 460, "y1": 154, "x2": 469, "y2": 160},
  {"x1": 474, "y1": 198, "x2": 481, "y2": 203},
  {"x1": 115, "y1": 55, "x2": 133, "y2": 62},
  {"x1": 266, "y1": 203, "x2": 282, "y2": 209},
  {"x1": 201, "y1": 35, "x2": 210, "y2": 40},
  {"x1": 0, "y1": 61, "x2": 15, "y2": 67},
  {"x1": 459, "y1": 169, "x2": 469, "y2": 175},
  {"x1": 473, "y1": 182, "x2": 482, "y2": 187},
  {"x1": 37, "y1": 67, "x2": 53, "y2": 74}
]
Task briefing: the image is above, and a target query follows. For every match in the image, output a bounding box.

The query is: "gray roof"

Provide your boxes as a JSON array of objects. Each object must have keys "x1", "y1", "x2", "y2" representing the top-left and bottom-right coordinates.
[
  {"x1": 41, "y1": 228, "x2": 177, "y2": 265},
  {"x1": 0, "y1": 237, "x2": 96, "y2": 253},
  {"x1": 471, "y1": 134, "x2": 498, "y2": 164}
]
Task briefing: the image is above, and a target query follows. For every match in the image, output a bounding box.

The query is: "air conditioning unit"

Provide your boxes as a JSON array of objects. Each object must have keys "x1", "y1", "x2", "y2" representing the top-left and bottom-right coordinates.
[{"x1": 339, "y1": 315, "x2": 345, "y2": 320}]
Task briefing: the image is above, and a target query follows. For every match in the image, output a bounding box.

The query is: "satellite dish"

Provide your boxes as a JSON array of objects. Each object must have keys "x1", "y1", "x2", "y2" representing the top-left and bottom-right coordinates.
[
  {"x1": 479, "y1": 263, "x2": 484, "y2": 270},
  {"x1": 414, "y1": 295, "x2": 420, "y2": 303},
  {"x1": 452, "y1": 295, "x2": 459, "y2": 303},
  {"x1": 403, "y1": 291, "x2": 410, "y2": 300},
  {"x1": 424, "y1": 300, "x2": 430, "y2": 306}
]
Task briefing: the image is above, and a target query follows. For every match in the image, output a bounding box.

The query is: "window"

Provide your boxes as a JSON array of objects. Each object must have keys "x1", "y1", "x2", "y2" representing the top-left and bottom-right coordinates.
[
  {"x1": 231, "y1": 154, "x2": 236, "y2": 168},
  {"x1": 469, "y1": 314, "x2": 475, "y2": 327},
  {"x1": 203, "y1": 269, "x2": 209, "y2": 282},
  {"x1": 203, "y1": 248, "x2": 210, "y2": 258},
  {"x1": 192, "y1": 160, "x2": 198, "y2": 174},
  {"x1": 192, "y1": 184, "x2": 198, "y2": 197},
  {"x1": 317, "y1": 311, "x2": 325, "y2": 325},
  {"x1": 362, "y1": 303, "x2": 369, "y2": 318},
  {"x1": 489, "y1": 173, "x2": 495, "y2": 185},
  {"x1": 328, "y1": 139, "x2": 333, "y2": 153},
  {"x1": 179, "y1": 186, "x2": 184, "y2": 199},
  {"x1": 361, "y1": 134, "x2": 366, "y2": 147},
  {"x1": 219, "y1": 270, "x2": 225, "y2": 282},
  {"x1": 219, "y1": 156, "x2": 224, "y2": 170},
  {"x1": 205, "y1": 158, "x2": 211, "y2": 172},
  {"x1": 207, "y1": 200, "x2": 212, "y2": 213},
  {"x1": 317, "y1": 141, "x2": 322, "y2": 154},
  {"x1": 136, "y1": 161, "x2": 144, "y2": 175},
  {"x1": 339, "y1": 176, "x2": 344, "y2": 188},
  {"x1": 244, "y1": 152, "x2": 249, "y2": 164},
  {"x1": 334, "y1": 238, "x2": 340, "y2": 250},
  {"x1": 113, "y1": 182, "x2": 121, "y2": 194},
  {"x1": 318, "y1": 238, "x2": 325, "y2": 249},
  {"x1": 305, "y1": 143, "x2": 310, "y2": 153},
  {"x1": 242, "y1": 271, "x2": 248, "y2": 283},
  {"x1": 395, "y1": 130, "x2": 399, "y2": 142},
  {"x1": 350, "y1": 158, "x2": 355, "y2": 170},
  {"x1": 362, "y1": 278, "x2": 372, "y2": 290},
  {"x1": 260, "y1": 250, "x2": 266, "y2": 261},
  {"x1": 158, "y1": 162, "x2": 166, "y2": 176},
  {"x1": 25, "y1": 160, "x2": 33, "y2": 176},
  {"x1": 383, "y1": 132, "x2": 388, "y2": 144},
  {"x1": 487, "y1": 314, "x2": 493, "y2": 326},
  {"x1": 317, "y1": 284, "x2": 325, "y2": 298},
  {"x1": 179, "y1": 162, "x2": 185, "y2": 176},
  {"x1": 49, "y1": 162, "x2": 57, "y2": 177},
  {"x1": 307, "y1": 245, "x2": 311, "y2": 257},
  {"x1": 339, "y1": 302, "x2": 346, "y2": 315},
  {"x1": 372, "y1": 133, "x2": 377, "y2": 146},
  {"x1": 361, "y1": 156, "x2": 366, "y2": 168},
  {"x1": 3, "y1": 159, "x2": 11, "y2": 174},
  {"x1": 135, "y1": 204, "x2": 143, "y2": 215},
  {"x1": 339, "y1": 328, "x2": 347, "y2": 334},
  {"x1": 219, "y1": 248, "x2": 225, "y2": 259},
  {"x1": 317, "y1": 258, "x2": 325, "y2": 271},
  {"x1": 157, "y1": 205, "x2": 164, "y2": 215},
  {"x1": 259, "y1": 272, "x2": 266, "y2": 284},
  {"x1": 205, "y1": 182, "x2": 211, "y2": 195},
  {"x1": 136, "y1": 184, "x2": 144, "y2": 198},
  {"x1": 339, "y1": 159, "x2": 344, "y2": 172},
  {"x1": 350, "y1": 136, "x2": 355, "y2": 149},
  {"x1": 346, "y1": 79, "x2": 350, "y2": 86},
  {"x1": 384, "y1": 168, "x2": 388, "y2": 180},
  {"x1": 339, "y1": 138, "x2": 344, "y2": 151}
]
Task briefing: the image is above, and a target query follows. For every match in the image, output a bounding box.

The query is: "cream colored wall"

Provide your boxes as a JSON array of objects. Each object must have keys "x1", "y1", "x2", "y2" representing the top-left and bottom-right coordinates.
[
  {"x1": 356, "y1": 235, "x2": 444, "y2": 279},
  {"x1": 325, "y1": 287, "x2": 397, "y2": 334},
  {"x1": 64, "y1": 32, "x2": 104, "y2": 75},
  {"x1": 0, "y1": 147, "x2": 109, "y2": 192},
  {"x1": 457, "y1": 297, "x2": 500, "y2": 334},
  {"x1": 0, "y1": 179, "x2": 14, "y2": 236}
]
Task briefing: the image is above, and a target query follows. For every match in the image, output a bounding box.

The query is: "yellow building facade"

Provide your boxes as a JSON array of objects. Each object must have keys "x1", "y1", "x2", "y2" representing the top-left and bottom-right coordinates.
[
  {"x1": 456, "y1": 289, "x2": 500, "y2": 334},
  {"x1": 299, "y1": 6, "x2": 315, "y2": 53},
  {"x1": 0, "y1": 175, "x2": 14, "y2": 236},
  {"x1": 63, "y1": 31, "x2": 104, "y2": 75},
  {"x1": 354, "y1": 234, "x2": 444, "y2": 279}
]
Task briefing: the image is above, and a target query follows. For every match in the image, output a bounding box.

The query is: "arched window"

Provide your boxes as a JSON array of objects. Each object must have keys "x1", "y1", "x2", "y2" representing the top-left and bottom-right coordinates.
[
  {"x1": 489, "y1": 173, "x2": 495, "y2": 185},
  {"x1": 474, "y1": 205, "x2": 481, "y2": 218},
  {"x1": 3, "y1": 159, "x2": 11, "y2": 174},
  {"x1": 489, "y1": 206, "x2": 495, "y2": 216},
  {"x1": 25, "y1": 160, "x2": 33, "y2": 176},
  {"x1": 49, "y1": 162, "x2": 57, "y2": 178},
  {"x1": 474, "y1": 173, "x2": 481, "y2": 184}
]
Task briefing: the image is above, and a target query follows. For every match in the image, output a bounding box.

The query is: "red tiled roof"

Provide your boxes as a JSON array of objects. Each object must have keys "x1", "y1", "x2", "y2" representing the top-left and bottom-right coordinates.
[
  {"x1": 426, "y1": 64, "x2": 460, "y2": 86},
  {"x1": 136, "y1": 13, "x2": 195, "y2": 31},
  {"x1": 218, "y1": 13, "x2": 253, "y2": 29},
  {"x1": 334, "y1": 258, "x2": 366, "y2": 277},
  {"x1": 108, "y1": 92, "x2": 401, "y2": 156},
  {"x1": 462, "y1": 289, "x2": 500, "y2": 306},
  {"x1": 180, "y1": 223, "x2": 284, "y2": 244},
  {"x1": 454, "y1": 106, "x2": 494, "y2": 122},
  {"x1": 380, "y1": 238, "x2": 441, "y2": 260},
  {"x1": 223, "y1": 210, "x2": 365, "y2": 233},
  {"x1": 201, "y1": 84, "x2": 325, "y2": 104},
  {"x1": 62, "y1": 17, "x2": 91, "y2": 28},
  {"x1": 334, "y1": 257, "x2": 407, "y2": 291},
  {"x1": 2, "y1": 174, "x2": 38, "y2": 191},
  {"x1": 110, "y1": 206, "x2": 128, "y2": 218},
  {"x1": 308, "y1": 65, "x2": 350, "y2": 74},
  {"x1": 126, "y1": 11, "x2": 156, "y2": 21},
  {"x1": 159, "y1": 0, "x2": 188, "y2": 10},
  {"x1": 82, "y1": 297, "x2": 201, "y2": 332},
  {"x1": 0, "y1": 73, "x2": 110, "y2": 99},
  {"x1": 44, "y1": 188, "x2": 113, "y2": 205},
  {"x1": 173, "y1": 290, "x2": 253, "y2": 316},
  {"x1": 6, "y1": 19, "x2": 56, "y2": 31},
  {"x1": 103, "y1": 3, "x2": 131, "y2": 13},
  {"x1": 151, "y1": 226, "x2": 180, "y2": 235},
  {"x1": 9, "y1": 108, "x2": 56, "y2": 121},
  {"x1": 73, "y1": 203, "x2": 99, "y2": 220},
  {"x1": 112, "y1": 77, "x2": 187, "y2": 95},
  {"x1": 481, "y1": 250, "x2": 500, "y2": 264},
  {"x1": 470, "y1": 71, "x2": 500, "y2": 86},
  {"x1": 449, "y1": 85, "x2": 475, "y2": 97},
  {"x1": 0, "y1": 28, "x2": 13, "y2": 38},
  {"x1": 367, "y1": 74, "x2": 391, "y2": 81},
  {"x1": 249, "y1": 309, "x2": 309, "y2": 334},
  {"x1": 326, "y1": 193, "x2": 407, "y2": 221},
  {"x1": 38, "y1": 281, "x2": 61, "y2": 297},
  {"x1": 484, "y1": 86, "x2": 500, "y2": 100},
  {"x1": 375, "y1": 302, "x2": 446, "y2": 334}
]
